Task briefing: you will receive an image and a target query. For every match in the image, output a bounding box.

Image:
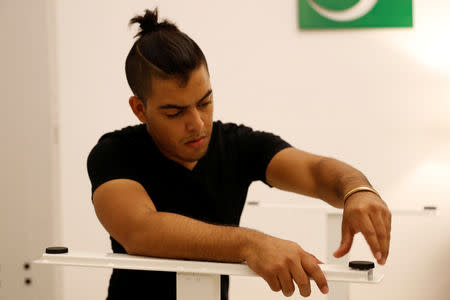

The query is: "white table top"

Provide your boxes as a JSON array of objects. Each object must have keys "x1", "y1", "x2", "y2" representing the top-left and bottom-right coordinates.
[{"x1": 34, "y1": 251, "x2": 383, "y2": 283}]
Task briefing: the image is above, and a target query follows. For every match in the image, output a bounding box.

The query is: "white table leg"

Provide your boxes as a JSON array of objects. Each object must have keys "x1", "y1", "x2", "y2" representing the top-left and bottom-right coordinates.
[
  {"x1": 327, "y1": 214, "x2": 349, "y2": 300},
  {"x1": 176, "y1": 272, "x2": 221, "y2": 300}
]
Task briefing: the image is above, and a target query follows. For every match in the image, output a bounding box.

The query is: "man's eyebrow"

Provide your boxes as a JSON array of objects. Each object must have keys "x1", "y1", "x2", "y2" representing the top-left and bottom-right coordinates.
[{"x1": 158, "y1": 89, "x2": 212, "y2": 110}]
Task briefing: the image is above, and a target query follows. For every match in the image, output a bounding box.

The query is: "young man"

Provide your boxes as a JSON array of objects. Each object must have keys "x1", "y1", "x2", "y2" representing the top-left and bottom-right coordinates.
[{"x1": 87, "y1": 8, "x2": 391, "y2": 300}]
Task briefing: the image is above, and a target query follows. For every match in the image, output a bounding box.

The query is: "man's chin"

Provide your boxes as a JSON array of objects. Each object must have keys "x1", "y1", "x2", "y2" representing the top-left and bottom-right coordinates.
[
  {"x1": 180, "y1": 143, "x2": 209, "y2": 162},
  {"x1": 183, "y1": 148, "x2": 209, "y2": 162}
]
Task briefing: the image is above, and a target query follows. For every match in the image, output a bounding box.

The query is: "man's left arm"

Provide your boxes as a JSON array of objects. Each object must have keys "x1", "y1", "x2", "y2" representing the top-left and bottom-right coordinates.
[{"x1": 265, "y1": 147, "x2": 392, "y2": 265}]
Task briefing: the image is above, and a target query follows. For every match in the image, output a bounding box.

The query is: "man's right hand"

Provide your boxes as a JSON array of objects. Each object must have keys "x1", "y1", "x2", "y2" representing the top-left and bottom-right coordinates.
[{"x1": 243, "y1": 233, "x2": 329, "y2": 297}]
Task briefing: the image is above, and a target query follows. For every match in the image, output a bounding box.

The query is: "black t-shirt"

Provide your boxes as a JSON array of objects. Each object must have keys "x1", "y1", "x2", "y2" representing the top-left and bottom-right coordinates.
[{"x1": 87, "y1": 120, "x2": 291, "y2": 300}]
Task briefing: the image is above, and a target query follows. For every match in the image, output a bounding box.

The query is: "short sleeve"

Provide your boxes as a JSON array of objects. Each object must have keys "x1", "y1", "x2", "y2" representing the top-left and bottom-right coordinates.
[
  {"x1": 87, "y1": 136, "x2": 140, "y2": 196},
  {"x1": 233, "y1": 124, "x2": 292, "y2": 186}
]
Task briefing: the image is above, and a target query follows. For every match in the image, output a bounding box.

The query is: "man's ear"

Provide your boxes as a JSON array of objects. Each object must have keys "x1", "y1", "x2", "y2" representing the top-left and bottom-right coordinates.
[{"x1": 129, "y1": 96, "x2": 147, "y2": 123}]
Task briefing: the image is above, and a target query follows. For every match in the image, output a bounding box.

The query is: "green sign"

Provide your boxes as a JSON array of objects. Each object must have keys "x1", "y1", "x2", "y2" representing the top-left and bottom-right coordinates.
[{"x1": 299, "y1": 0, "x2": 413, "y2": 29}]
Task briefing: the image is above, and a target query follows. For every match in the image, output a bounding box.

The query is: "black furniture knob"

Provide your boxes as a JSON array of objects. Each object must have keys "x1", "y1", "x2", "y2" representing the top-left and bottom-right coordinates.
[
  {"x1": 45, "y1": 247, "x2": 69, "y2": 254},
  {"x1": 349, "y1": 260, "x2": 375, "y2": 270}
]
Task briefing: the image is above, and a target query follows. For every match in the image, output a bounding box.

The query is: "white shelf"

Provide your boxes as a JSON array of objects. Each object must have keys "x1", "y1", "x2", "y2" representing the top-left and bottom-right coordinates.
[{"x1": 247, "y1": 202, "x2": 439, "y2": 216}]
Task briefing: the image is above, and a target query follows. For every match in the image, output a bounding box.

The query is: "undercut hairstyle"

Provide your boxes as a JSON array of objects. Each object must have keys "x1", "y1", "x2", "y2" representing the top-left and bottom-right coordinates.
[{"x1": 125, "y1": 8, "x2": 209, "y2": 103}]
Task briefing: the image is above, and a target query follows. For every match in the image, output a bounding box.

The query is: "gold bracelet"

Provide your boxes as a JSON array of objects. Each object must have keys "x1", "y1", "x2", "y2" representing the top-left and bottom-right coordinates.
[{"x1": 343, "y1": 186, "x2": 380, "y2": 204}]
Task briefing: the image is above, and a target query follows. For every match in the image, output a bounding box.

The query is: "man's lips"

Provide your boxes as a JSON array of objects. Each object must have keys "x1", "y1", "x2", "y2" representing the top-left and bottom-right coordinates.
[
  {"x1": 185, "y1": 136, "x2": 206, "y2": 146},
  {"x1": 186, "y1": 136, "x2": 206, "y2": 143},
  {"x1": 185, "y1": 136, "x2": 206, "y2": 143}
]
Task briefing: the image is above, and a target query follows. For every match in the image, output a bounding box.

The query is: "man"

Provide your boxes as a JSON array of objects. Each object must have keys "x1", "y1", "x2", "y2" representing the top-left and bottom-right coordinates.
[{"x1": 87, "y1": 8, "x2": 391, "y2": 300}]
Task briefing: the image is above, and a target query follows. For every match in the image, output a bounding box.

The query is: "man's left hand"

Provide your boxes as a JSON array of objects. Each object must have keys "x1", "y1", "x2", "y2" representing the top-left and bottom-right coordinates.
[{"x1": 333, "y1": 191, "x2": 392, "y2": 265}]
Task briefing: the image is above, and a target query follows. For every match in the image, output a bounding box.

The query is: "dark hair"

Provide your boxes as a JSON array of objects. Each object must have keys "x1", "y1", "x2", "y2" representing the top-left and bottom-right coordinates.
[{"x1": 125, "y1": 8, "x2": 208, "y2": 103}]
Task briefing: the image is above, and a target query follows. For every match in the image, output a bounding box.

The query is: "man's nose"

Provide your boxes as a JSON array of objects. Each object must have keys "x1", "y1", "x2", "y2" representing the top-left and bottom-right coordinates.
[{"x1": 185, "y1": 108, "x2": 204, "y2": 132}]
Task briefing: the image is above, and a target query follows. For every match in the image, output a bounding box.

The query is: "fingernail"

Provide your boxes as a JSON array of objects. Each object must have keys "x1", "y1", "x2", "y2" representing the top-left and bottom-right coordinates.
[
  {"x1": 376, "y1": 252, "x2": 382, "y2": 260},
  {"x1": 322, "y1": 286, "x2": 329, "y2": 294}
]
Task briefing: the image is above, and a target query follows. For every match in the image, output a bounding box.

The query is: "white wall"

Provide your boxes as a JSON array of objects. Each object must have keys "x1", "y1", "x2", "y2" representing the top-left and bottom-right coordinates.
[
  {"x1": 1, "y1": 0, "x2": 61, "y2": 299},
  {"x1": 54, "y1": 0, "x2": 450, "y2": 299}
]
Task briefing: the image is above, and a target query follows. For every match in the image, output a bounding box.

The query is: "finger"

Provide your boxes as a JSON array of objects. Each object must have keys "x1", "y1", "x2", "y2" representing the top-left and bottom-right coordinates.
[
  {"x1": 385, "y1": 210, "x2": 392, "y2": 262},
  {"x1": 311, "y1": 254, "x2": 325, "y2": 264},
  {"x1": 278, "y1": 268, "x2": 295, "y2": 297},
  {"x1": 360, "y1": 215, "x2": 382, "y2": 261},
  {"x1": 262, "y1": 274, "x2": 281, "y2": 292},
  {"x1": 334, "y1": 223, "x2": 354, "y2": 258},
  {"x1": 302, "y1": 256, "x2": 328, "y2": 295},
  {"x1": 290, "y1": 261, "x2": 311, "y2": 297},
  {"x1": 371, "y1": 212, "x2": 388, "y2": 264},
  {"x1": 387, "y1": 210, "x2": 392, "y2": 233}
]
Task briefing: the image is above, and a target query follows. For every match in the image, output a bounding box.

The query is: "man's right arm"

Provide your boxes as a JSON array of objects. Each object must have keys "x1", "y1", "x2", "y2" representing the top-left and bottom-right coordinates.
[{"x1": 93, "y1": 178, "x2": 329, "y2": 297}]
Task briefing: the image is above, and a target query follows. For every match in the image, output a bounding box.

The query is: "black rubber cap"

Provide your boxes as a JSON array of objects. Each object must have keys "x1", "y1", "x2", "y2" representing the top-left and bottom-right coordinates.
[
  {"x1": 424, "y1": 206, "x2": 437, "y2": 210},
  {"x1": 349, "y1": 261, "x2": 374, "y2": 270},
  {"x1": 45, "y1": 247, "x2": 69, "y2": 254}
]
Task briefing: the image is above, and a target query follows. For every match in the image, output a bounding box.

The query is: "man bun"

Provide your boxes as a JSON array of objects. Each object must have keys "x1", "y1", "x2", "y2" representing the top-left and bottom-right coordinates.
[
  {"x1": 125, "y1": 7, "x2": 208, "y2": 102},
  {"x1": 129, "y1": 8, "x2": 176, "y2": 38}
]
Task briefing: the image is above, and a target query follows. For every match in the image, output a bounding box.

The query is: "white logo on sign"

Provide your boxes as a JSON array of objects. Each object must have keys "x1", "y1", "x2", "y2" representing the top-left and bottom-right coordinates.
[{"x1": 307, "y1": 0, "x2": 378, "y2": 22}]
